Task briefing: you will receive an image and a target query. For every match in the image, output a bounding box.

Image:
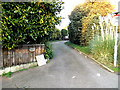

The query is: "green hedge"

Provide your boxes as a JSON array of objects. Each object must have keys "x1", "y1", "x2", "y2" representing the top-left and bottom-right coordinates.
[{"x1": 2, "y1": 1, "x2": 63, "y2": 50}]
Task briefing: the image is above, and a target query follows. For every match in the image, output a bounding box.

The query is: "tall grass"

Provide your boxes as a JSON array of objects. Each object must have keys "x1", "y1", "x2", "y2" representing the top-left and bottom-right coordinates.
[
  {"x1": 118, "y1": 39, "x2": 120, "y2": 65},
  {"x1": 89, "y1": 36, "x2": 119, "y2": 67}
]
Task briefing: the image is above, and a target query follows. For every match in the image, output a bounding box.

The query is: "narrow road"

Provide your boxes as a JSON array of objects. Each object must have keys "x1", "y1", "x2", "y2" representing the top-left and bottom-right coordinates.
[{"x1": 2, "y1": 41, "x2": 118, "y2": 88}]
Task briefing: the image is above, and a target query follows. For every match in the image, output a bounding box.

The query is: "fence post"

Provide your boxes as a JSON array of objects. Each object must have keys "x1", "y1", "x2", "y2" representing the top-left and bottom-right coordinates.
[{"x1": 114, "y1": 26, "x2": 118, "y2": 67}]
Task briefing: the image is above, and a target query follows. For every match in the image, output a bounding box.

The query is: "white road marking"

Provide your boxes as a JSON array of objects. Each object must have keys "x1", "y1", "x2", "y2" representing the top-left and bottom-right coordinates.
[
  {"x1": 72, "y1": 76, "x2": 76, "y2": 79},
  {"x1": 97, "y1": 73, "x2": 101, "y2": 77}
]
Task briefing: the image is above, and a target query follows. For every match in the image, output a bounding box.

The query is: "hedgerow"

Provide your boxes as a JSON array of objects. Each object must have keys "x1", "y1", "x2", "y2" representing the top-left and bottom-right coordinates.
[{"x1": 2, "y1": 1, "x2": 63, "y2": 49}]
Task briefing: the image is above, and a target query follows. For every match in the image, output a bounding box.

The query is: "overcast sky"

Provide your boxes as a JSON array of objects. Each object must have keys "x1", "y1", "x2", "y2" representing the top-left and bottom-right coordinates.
[{"x1": 56, "y1": 0, "x2": 120, "y2": 30}]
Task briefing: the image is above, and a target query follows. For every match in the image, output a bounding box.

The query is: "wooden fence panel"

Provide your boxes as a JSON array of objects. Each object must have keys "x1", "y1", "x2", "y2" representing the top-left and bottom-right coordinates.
[{"x1": 2, "y1": 44, "x2": 45, "y2": 68}]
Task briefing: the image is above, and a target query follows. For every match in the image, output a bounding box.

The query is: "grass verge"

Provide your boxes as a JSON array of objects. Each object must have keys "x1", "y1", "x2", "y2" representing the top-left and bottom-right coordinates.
[
  {"x1": 65, "y1": 41, "x2": 119, "y2": 72},
  {"x1": 65, "y1": 42, "x2": 90, "y2": 55}
]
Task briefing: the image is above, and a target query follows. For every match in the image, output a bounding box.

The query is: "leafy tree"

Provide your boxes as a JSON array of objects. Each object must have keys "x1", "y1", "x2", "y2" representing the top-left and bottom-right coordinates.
[
  {"x1": 61, "y1": 29, "x2": 67, "y2": 40},
  {"x1": 68, "y1": 4, "x2": 88, "y2": 45},
  {"x1": 82, "y1": 2, "x2": 114, "y2": 45},
  {"x1": 51, "y1": 28, "x2": 61, "y2": 40},
  {"x1": 2, "y1": 1, "x2": 64, "y2": 49},
  {"x1": 68, "y1": 1, "x2": 114, "y2": 46}
]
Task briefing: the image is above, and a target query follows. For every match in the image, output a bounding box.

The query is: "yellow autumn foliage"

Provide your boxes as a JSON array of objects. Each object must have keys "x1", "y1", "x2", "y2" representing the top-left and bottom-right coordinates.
[
  {"x1": 82, "y1": 1, "x2": 114, "y2": 34},
  {"x1": 69, "y1": 1, "x2": 114, "y2": 46}
]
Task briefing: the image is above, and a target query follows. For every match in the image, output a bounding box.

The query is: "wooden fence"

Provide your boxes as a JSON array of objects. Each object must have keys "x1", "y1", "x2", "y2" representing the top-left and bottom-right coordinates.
[
  {"x1": 2, "y1": 44, "x2": 45, "y2": 68},
  {"x1": 0, "y1": 45, "x2": 3, "y2": 68}
]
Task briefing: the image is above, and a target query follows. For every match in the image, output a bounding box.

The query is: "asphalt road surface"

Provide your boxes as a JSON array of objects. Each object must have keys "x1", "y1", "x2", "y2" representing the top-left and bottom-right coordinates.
[{"x1": 2, "y1": 41, "x2": 118, "y2": 88}]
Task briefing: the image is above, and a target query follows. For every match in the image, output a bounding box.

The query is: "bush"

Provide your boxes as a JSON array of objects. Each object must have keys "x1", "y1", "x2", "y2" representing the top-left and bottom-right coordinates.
[
  {"x1": 51, "y1": 28, "x2": 61, "y2": 40},
  {"x1": 89, "y1": 36, "x2": 120, "y2": 66},
  {"x1": 61, "y1": 29, "x2": 67, "y2": 40},
  {"x1": 44, "y1": 42, "x2": 53, "y2": 59},
  {"x1": 2, "y1": 2, "x2": 63, "y2": 50}
]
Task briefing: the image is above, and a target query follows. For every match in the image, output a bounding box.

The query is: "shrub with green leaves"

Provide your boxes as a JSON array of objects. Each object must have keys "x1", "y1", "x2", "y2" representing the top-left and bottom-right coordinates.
[
  {"x1": 51, "y1": 28, "x2": 61, "y2": 40},
  {"x1": 2, "y1": 1, "x2": 63, "y2": 50},
  {"x1": 61, "y1": 29, "x2": 67, "y2": 40},
  {"x1": 44, "y1": 42, "x2": 53, "y2": 59}
]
